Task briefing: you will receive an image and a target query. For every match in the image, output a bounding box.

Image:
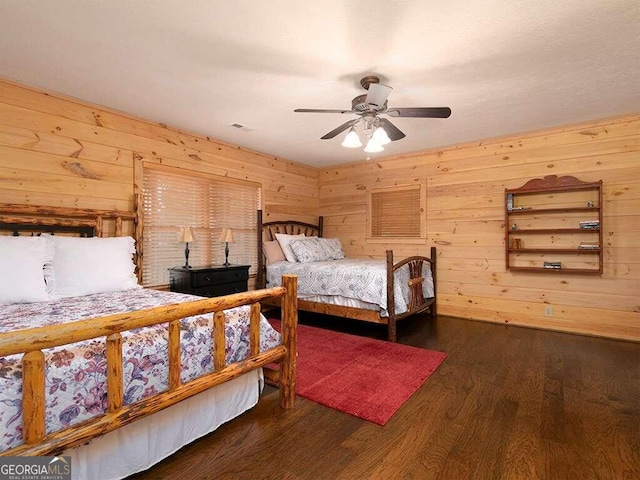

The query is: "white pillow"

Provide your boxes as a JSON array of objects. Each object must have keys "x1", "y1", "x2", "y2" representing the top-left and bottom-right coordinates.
[
  {"x1": 52, "y1": 236, "x2": 140, "y2": 297},
  {"x1": 289, "y1": 237, "x2": 345, "y2": 263},
  {"x1": 274, "y1": 233, "x2": 306, "y2": 262},
  {"x1": 0, "y1": 236, "x2": 54, "y2": 304}
]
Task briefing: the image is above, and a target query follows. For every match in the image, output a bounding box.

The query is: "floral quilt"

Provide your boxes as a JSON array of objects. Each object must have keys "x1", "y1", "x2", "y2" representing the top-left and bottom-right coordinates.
[
  {"x1": 0, "y1": 289, "x2": 281, "y2": 452},
  {"x1": 266, "y1": 258, "x2": 434, "y2": 316}
]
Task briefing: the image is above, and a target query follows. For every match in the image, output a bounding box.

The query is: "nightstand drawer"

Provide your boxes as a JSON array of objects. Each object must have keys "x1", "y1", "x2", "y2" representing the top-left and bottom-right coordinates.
[
  {"x1": 193, "y1": 281, "x2": 248, "y2": 297},
  {"x1": 192, "y1": 269, "x2": 249, "y2": 287}
]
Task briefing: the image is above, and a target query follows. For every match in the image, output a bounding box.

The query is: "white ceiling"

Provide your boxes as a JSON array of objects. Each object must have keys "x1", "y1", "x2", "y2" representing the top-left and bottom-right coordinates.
[{"x1": 1, "y1": 1, "x2": 639, "y2": 168}]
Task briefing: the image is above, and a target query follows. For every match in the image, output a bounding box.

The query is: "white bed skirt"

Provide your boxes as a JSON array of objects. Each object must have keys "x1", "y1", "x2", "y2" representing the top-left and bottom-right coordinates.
[{"x1": 65, "y1": 369, "x2": 263, "y2": 480}]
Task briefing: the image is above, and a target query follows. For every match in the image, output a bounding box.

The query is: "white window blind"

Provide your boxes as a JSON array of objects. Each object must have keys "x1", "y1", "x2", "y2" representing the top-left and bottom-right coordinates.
[
  {"x1": 370, "y1": 186, "x2": 421, "y2": 237},
  {"x1": 142, "y1": 167, "x2": 260, "y2": 287}
]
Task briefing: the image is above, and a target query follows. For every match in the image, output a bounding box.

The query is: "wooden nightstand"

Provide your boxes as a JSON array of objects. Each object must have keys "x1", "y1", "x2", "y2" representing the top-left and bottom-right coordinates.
[{"x1": 169, "y1": 265, "x2": 250, "y2": 297}]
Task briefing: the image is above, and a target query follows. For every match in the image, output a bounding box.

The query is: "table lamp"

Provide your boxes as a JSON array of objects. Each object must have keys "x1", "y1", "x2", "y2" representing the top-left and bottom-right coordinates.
[
  {"x1": 218, "y1": 228, "x2": 235, "y2": 266},
  {"x1": 178, "y1": 227, "x2": 194, "y2": 268}
]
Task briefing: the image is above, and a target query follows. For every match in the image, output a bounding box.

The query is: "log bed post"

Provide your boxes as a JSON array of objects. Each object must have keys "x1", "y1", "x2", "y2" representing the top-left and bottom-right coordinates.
[
  {"x1": 257, "y1": 210, "x2": 264, "y2": 289},
  {"x1": 168, "y1": 320, "x2": 181, "y2": 389},
  {"x1": 106, "y1": 333, "x2": 124, "y2": 412},
  {"x1": 22, "y1": 351, "x2": 46, "y2": 445},
  {"x1": 214, "y1": 311, "x2": 227, "y2": 371},
  {"x1": 280, "y1": 274, "x2": 298, "y2": 409},
  {"x1": 249, "y1": 302, "x2": 261, "y2": 357},
  {"x1": 430, "y1": 246, "x2": 437, "y2": 317},
  {"x1": 386, "y1": 250, "x2": 397, "y2": 342},
  {"x1": 134, "y1": 193, "x2": 143, "y2": 284}
]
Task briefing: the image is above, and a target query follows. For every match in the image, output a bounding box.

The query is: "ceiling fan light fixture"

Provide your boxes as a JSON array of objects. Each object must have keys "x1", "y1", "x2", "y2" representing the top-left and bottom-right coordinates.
[
  {"x1": 372, "y1": 126, "x2": 391, "y2": 146},
  {"x1": 341, "y1": 127, "x2": 362, "y2": 148},
  {"x1": 364, "y1": 137, "x2": 384, "y2": 153},
  {"x1": 294, "y1": 75, "x2": 450, "y2": 149}
]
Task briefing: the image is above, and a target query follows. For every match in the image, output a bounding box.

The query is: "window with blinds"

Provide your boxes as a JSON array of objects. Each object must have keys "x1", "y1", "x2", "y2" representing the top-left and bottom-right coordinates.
[
  {"x1": 370, "y1": 185, "x2": 422, "y2": 237},
  {"x1": 142, "y1": 166, "x2": 261, "y2": 287}
]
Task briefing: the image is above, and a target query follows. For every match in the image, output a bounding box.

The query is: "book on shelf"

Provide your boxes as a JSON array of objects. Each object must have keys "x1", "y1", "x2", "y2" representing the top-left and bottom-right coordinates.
[
  {"x1": 578, "y1": 242, "x2": 600, "y2": 250},
  {"x1": 510, "y1": 238, "x2": 523, "y2": 249}
]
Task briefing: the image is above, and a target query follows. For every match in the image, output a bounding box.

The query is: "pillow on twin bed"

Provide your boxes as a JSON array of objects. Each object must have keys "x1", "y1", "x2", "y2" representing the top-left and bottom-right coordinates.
[
  {"x1": 289, "y1": 237, "x2": 345, "y2": 263},
  {"x1": 0, "y1": 236, "x2": 54, "y2": 304},
  {"x1": 263, "y1": 240, "x2": 286, "y2": 265},
  {"x1": 51, "y1": 236, "x2": 140, "y2": 297},
  {"x1": 274, "y1": 233, "x2": 306, "y2": 262}
]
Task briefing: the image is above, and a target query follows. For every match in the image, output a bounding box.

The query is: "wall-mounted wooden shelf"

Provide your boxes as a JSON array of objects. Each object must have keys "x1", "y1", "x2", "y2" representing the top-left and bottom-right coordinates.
[
  {"x1": 508, "y1": 248, "x2": 601, "y2": 254},
  {"x1": 509, "y1": 228, "x2": 600, "y2": 234},
  {"x1": 508, "y1": 266, "x2": 603, "y2": 275},
  {"x1": 505, "y1": 175, "x2": 603, "y2": 274},
  {"x1": 508, "y1": 206, "x2": 599, "y2": 215}
]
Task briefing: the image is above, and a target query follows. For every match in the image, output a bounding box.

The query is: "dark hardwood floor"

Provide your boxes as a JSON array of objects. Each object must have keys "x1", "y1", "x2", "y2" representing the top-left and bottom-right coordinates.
[{"x1": 129, "y1": 313, "x2": 640, "y2": 480}]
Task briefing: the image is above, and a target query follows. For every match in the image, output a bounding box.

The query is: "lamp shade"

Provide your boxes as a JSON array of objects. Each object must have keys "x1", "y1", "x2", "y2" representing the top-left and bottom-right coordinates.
[
  {"x1": 178, "y1": 226, "x2": 194, "y2": 243},
  {"x1": 341, "y1": 127, "x2": 362, "y2": 148},
  {"x1": 371, "y1": 126, "x2": 391, "y2": 146},
  {"x1": 364, "y1": 138, "x2": 384, "y2": 153},
  {"x1": 218, "y1": 228, "x2": 235, "y2": 243}
]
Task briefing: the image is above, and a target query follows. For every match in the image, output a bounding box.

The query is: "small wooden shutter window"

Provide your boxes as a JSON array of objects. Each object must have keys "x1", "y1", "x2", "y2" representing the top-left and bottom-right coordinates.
[
  {"x1": 370, "y1": 186, "x2": 421, "y2": 237},
  {"x1": 142, "y1": 167, "x2": 260, "y2": 287}
]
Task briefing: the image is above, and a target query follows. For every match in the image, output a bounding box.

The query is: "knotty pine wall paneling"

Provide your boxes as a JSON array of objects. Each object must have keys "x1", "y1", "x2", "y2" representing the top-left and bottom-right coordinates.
[
  {"x1": 0, "y1": 78, "x2": 319, "y2": 278},
  {"x1": 319, "y1": 114, "x2": 640, "y2": 341}
]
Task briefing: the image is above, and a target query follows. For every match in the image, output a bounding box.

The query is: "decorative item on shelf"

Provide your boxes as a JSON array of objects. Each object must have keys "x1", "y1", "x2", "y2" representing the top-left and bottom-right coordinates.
[
  {"x1": 579, "y1": 220, "x2": 600, "y2": 229},
  {"x1": 512, "y1": 223, "x2": 518, "y2": 231},
  {"x1": 507, "y1": 193, "x2": 514, "y2": 211},
  {"x1": 177, "y1": 227, "x2": 195, "y2": 269},
  {"x1": 510, "y1": 238, "x2": 523, "y2": 249},
  {"x1": 218, "y1": 228, "x2": 235, "y2": 266},
  {"x1": 578, "y1": 242, "x2": 600, "y2": 250},
  {"x1": 543, "y1": 261, "x2": 562, "y2": 269},
  {"x1": 586, "y1": 200, "x2": 595, "y2": 208}
]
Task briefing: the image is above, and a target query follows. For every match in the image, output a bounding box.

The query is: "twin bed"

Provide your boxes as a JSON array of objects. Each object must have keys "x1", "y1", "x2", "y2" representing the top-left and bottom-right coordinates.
[
  {"x1": 257, "y1": 212, "x2": 436, "y2": 342},
  {"x1": 0, "y1": 202, "x2": 436, "y2": 479}
]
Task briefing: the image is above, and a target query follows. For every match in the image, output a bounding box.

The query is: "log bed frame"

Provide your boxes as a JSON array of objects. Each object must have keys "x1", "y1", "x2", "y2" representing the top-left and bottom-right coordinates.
[
  {"x1": 0, "y1": 202, "x2": 298, "y2": 457},
  {"x1": 256, "y1": 211, "x2": 436, "y2": 342}
]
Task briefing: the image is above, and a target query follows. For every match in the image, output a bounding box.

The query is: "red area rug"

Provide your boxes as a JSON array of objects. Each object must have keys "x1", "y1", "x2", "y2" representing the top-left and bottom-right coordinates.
[{"x1": 269, "y1": 320, "x2": 447, "y2": 425}]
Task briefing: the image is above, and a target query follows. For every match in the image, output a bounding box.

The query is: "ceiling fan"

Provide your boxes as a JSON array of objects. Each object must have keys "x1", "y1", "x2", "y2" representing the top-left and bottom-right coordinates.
[{"x1": 294, "y1": 75, "x2": 451, "y2": 152}]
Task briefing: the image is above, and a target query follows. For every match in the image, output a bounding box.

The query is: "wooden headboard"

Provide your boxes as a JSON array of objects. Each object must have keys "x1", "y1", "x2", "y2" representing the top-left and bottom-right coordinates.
[
  {"x1": 256, "y1": 210, "x2": 323, "y2": 289},
  {"x1": 0, "y1": 202, "x2": 140, "y2": 279}
]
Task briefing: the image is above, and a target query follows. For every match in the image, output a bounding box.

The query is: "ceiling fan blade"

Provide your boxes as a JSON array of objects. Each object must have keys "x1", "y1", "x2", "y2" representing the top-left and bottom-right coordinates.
[
  {"x1": 386, "y1": 107, "x2": 452, "y2": 118},
  {"x1": 294, "y1": 108, "x2": 353, "y2": 114},
  {"x1": 379, "y1": 118, "x2": 406, "y2": 141},
  {"x1": 366, "y1": 83, "x2": 392, "y2": 108},
  {"x1": 320, "y1": 119, "x2": 359, "y2": 140}
]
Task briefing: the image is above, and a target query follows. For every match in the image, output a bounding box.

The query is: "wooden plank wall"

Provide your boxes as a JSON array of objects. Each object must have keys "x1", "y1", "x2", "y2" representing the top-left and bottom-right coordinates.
[
  {"x1": 0, "y1": 78, "x2": 319, "y2": 242},
  {"x1": 319, "y1": 115, "x2": 640, "y2": 341},
  {"x1": 1, "y1": 77, "x2": 636, "y2": 341}
]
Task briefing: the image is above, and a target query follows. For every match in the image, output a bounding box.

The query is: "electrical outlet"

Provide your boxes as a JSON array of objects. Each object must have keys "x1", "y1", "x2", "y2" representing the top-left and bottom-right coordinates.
[{"x1": 544, "y1": 305, "x2": 553, "y2": 317}]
